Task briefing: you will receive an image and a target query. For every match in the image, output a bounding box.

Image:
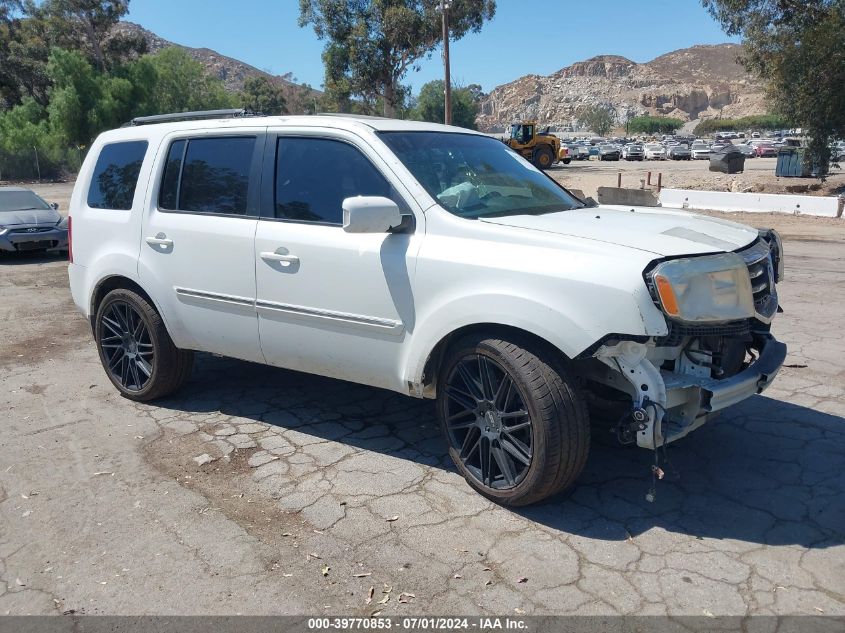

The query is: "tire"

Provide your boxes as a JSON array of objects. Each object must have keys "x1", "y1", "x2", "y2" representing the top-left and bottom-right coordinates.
[
  {"x1": 532, "y1": 146, "x2": 554, "y2": 170},
  {"x1": 436, "y1": 335, "x2": 590, "y2": 506},
  {"x1": 94, "y1": 288, "x2": 193, "y2": 402},
  {"x1": 563, "y1": 158, "x2": 571, "y2": 165}
]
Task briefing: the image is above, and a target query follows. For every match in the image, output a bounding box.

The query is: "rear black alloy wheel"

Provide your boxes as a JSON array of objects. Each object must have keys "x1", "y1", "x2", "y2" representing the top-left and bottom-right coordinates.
[
  {"x1": 99, "y1": 300, "x2": 154, "y2": 392},
  {"x1": 95, "y1": 288, "x2": 193, "y2": 401},
  {"x1": 443, "y1": 354, "x2": 534, "y2": 490},
  {"x1": 437, "y1": 336, "x2": 590, "y2": 506}
]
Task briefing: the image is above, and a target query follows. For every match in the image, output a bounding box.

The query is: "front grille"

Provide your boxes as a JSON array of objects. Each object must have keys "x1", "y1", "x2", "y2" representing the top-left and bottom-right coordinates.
[
  {"x1": 738, "y1": 239, "x2": 778, "y2": 321},
  {"x1": 14, "y1": 240, "x2": 56, "y2": 251},
  {"x1": 656, "y1": 319, "x2": 751, "y2": 347},
  {"x1": 10, "y1": 226, "x2": 51, "y2": 234}
]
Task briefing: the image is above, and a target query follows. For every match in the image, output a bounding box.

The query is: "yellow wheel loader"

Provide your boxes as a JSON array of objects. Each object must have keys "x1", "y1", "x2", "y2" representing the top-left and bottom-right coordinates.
[{"x1": 504, "y1": 122, "x2": 570, "y2": 170}]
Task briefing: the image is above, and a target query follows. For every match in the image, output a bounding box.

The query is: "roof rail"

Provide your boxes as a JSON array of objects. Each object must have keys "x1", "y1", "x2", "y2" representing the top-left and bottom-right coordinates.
[
  {"x1": 125, "y1": 108, "x2": 264, "y2": 127},
  {"x1": 313, "y1": 112, "x2": 387, "y2": 120}
]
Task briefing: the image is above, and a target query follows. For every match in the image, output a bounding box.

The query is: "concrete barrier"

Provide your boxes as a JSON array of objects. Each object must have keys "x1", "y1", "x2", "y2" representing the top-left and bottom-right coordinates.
[
  {"x1": 597, "y1": 187, "x2": 659, "y2": 207},
  {"x1": 659, "y1": 188, "x2": 843, "y2": 218}
]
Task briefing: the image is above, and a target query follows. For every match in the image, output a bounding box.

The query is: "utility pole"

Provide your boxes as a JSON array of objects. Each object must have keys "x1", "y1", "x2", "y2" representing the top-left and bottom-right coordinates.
[{"x1": 439, "y1": 0, "x2": 452, "y2": 125}]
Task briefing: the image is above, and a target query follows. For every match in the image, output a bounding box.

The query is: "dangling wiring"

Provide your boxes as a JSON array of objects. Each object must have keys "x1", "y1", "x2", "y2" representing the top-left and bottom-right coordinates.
[{"x1": 642, "y1": 398, "x2": 679, "y2": 503}]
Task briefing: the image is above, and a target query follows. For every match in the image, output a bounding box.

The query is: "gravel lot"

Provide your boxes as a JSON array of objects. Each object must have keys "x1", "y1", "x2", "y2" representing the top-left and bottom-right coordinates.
[
  {"x1": 0, "y1": 181, "x2": 843, "y2": 616},
  {"x1": 546, "y1": 156, "x2": 845, "y2": 199}
]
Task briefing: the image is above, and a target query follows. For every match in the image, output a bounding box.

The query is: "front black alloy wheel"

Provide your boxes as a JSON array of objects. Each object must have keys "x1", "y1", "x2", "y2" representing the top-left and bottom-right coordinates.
[
  {"x1": 437, "y1": 335, "x2": 590, "y2": 506},
  {"x1": 95, "y1": 288, "x2": 193, "y2": 401},
  {"x1": 443, "y1": 354, "x2": 534, "y2": 490}
]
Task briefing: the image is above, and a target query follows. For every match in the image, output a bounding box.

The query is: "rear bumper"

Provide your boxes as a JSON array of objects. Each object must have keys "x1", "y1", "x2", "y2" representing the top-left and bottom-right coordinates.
[
  {"x1": 0, "y1": 227, "x2": 68, "y2": 252},
  {"x1": 68, "y1": 262, "x2": 89, "y2": 317}
]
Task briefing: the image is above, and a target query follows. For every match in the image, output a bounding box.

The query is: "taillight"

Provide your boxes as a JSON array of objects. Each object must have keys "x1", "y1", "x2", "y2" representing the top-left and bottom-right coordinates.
[{"x1": 68, "y1": 215, "x2": 73, "y2": 263}]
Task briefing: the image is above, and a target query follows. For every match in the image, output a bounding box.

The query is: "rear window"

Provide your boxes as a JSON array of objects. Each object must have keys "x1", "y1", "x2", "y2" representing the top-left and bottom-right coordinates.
[
  {"x1": 158, "y1": 136, "x2": 256, "y2": 215},
  {"x1": 87, "y1": 141, "x2": 148, "y2": 210}
]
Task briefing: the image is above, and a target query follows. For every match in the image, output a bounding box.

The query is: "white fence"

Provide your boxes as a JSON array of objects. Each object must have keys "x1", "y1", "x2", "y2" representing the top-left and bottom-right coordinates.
[{"x1": 659, "y1": 188, "x2": 843, "y2": 218}]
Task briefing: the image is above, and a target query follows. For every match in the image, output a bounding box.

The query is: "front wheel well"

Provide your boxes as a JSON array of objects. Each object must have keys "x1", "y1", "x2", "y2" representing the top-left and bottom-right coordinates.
[
  {"x1": 421, "y1": 323, "x2": 571, "y2": 398},
  {"x1": 89, "y1": 276, "x2": 156, "y2": 333}
]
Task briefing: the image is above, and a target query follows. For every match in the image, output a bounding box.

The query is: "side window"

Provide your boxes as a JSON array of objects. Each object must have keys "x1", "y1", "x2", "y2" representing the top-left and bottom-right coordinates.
[
  {"x1": 159, "y1": 139, "x2": 185, "y2": 210},
  {"x1": 158, "y1": 137, "x2": 256, "y2": 215},
  {"x1": 274, "y1": 137, "x2": 393, "y2": 224},
  {"x1": 87, "y1": 141, "x2": 148, "y2": 210}
]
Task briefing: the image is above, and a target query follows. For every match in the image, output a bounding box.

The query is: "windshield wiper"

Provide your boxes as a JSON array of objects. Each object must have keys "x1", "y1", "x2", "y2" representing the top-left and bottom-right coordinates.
[{"x1": 471, "y1": 206, "x2": 574, "y2": 219}]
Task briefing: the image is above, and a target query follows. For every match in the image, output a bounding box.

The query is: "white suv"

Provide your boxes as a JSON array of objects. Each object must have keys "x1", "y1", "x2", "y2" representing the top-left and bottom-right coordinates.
[{"x1": 68, "y1": 110, "x2": 787, "y2": 506}]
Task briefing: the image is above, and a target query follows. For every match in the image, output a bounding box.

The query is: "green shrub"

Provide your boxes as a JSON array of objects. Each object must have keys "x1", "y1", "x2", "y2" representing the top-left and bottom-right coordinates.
[
  {"x1": 628, "y1": 116, "x2": 684, "y2": 135},
  {"x1": 694, "y1": 115, "x2": 789, "y2": 135}
]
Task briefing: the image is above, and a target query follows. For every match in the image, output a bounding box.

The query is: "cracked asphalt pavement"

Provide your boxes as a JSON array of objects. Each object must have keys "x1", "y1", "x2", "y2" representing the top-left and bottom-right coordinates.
[{"x1": 0, "y1": 224, "x2": 843, "y2": 616}]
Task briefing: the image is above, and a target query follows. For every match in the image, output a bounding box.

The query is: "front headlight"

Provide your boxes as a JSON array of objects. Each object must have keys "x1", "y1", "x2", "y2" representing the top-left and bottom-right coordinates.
[
  {"x1": 650, "y1": 253, "x2": 755, "y2": 323},
  {"x1": 0, "y1": 225, "x2": 8, "y2": 236}
]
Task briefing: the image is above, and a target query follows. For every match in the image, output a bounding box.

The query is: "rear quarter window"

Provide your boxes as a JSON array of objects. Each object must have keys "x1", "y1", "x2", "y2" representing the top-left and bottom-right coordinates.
[{"x1": 87, "y1": 141, "x2": 149, "y2": 210}]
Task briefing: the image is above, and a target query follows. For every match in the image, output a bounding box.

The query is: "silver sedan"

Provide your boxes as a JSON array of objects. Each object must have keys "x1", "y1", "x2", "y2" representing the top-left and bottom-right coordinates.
[{"x1": 0, "y1": 187, "x2": 68, "y2": 254}]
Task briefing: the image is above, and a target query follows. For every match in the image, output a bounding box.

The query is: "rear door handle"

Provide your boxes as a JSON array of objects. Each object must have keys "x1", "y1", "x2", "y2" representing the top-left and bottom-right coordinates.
[
  {"x1": 260, "y1": 251, "x2": 299, "y2": 266},
  {"x1": 145, "y1": 235, "x2": 173, "y2": 247}
]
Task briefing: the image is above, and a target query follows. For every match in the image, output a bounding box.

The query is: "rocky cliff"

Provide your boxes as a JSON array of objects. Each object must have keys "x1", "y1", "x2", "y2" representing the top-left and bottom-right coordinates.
[{"x1": 476, "y1": 44, "x2": 767, "y2": 132}]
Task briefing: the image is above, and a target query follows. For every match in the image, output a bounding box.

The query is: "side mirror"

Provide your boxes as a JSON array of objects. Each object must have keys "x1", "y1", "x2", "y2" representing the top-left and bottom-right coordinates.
[
  {"x1": 50, "y1": 202, "x2": 59, "y2": 210},
  {"x1": 342, "y1": 196, "x2": 403, "y2": 234}
]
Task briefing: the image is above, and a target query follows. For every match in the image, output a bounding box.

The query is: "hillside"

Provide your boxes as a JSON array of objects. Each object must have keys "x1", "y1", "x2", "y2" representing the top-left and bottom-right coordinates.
[
  {"x1": 476, "y1": 44, "x2": 767, "y2": 132},
  {"x1": 111, "y1": 22, "x2": 321, "y2": 112}
]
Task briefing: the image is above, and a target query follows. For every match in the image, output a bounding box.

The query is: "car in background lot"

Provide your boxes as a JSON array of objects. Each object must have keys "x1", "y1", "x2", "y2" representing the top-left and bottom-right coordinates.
[
  {"x1": 598, "y1": 144, "x2": 621, "y2": 161},
  {"x1": 569, "y1": 143, "x2": 590, "y2": 160},
  {"x1": 644, "y1": 143, "x2": 666, "y2": 160},
  {"x1": 622, "y1": 144, "x2": 644, "y2": 161},
  {"x1": 0, "y1": 187, "x2": 68, "y2": 255},
  {"x1": 736, "y1": 143, "x2": 756, "y2": 158},
  {"x1": 691, "y1": 141, "x2": 711, "y2": 160},
  {"x1": 754, "y1": 142, "x2": 778, "y2": 158},
  {"x1": 667, "y1": 144, "x2": 691, "y2": 160}
]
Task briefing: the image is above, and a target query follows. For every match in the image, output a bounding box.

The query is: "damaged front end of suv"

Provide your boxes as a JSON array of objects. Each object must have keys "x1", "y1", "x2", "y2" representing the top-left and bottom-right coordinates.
[{"x1": 576, "y1": 229, "x2": 787, "y2": 454}]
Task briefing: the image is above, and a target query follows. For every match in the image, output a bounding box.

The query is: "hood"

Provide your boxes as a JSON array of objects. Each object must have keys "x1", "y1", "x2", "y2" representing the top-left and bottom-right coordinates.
[
  {"x1": 0, "y1": 208, "x2": 61, "y2": 227},
  {"x1": 479, "y1": 206, "x2": 759, "y2": 257}
]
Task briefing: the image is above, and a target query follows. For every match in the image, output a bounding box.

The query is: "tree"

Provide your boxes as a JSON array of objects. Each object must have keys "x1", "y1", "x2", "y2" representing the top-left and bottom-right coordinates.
[
  {"x1": 576, "y1": 104, "x2": 615, "y2": 137},
  {"x1": 628, "y1": 115, "x2": 684, "y2": 135},
  {"x1": 142, "y1": 47, "x2": 238, "y2": 115},
  {"x1": 0, "y1": 2, "x2": 53, "y2": 106},
  {"x1": 241, "y1": 76, "x2": 288, "y2": 115},
  {"x1": 299, "y1": 0, "x2": 496, "y2": 117},
  {"x1": 39, "y1": 0, "x2": 134, "y2": 71},
  {"x1": 412, "y1": 79, "x2": 479, "y2": 129},
  {"x1": 0, "y1": 0, "x2": 144, "y2": 108},
  {"x1": 702, "y1": 0, "x2": 845, "y2": 174},
  {"x1": 694, "y1": 114, "x2": 787, "y2": 135}
]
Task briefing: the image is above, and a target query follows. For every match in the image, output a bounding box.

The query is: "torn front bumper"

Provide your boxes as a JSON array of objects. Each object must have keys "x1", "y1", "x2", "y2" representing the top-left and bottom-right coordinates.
[
  {"x1": 590, "y1": 334, "x2": 787, "y2": 449},
  {"x1": 659, "y1": 334, "x2": 787, "y2": 445},
  {"x1": 669, "y1": 334, "x2": 786, "y2": 412}
]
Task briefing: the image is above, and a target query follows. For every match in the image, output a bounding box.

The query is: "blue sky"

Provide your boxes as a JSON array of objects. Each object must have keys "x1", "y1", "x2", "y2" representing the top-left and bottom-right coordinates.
[{"x1": 125, "y1": 0, "x2": 739, "y2": 94}]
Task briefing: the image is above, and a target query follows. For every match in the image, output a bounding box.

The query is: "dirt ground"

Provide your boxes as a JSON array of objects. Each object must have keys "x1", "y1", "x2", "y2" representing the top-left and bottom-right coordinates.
[{"x1": 546, "y1": 157, "x2": 845, "y2": 199}]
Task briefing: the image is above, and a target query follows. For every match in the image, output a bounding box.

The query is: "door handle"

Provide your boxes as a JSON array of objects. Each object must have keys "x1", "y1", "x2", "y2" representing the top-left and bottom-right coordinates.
[
  {"x1": 260, "y1": 251, "x2": 299, "y2": 266},
  {"x1": 145, "y1": 235, "x2": 173, "y2": 247}
]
